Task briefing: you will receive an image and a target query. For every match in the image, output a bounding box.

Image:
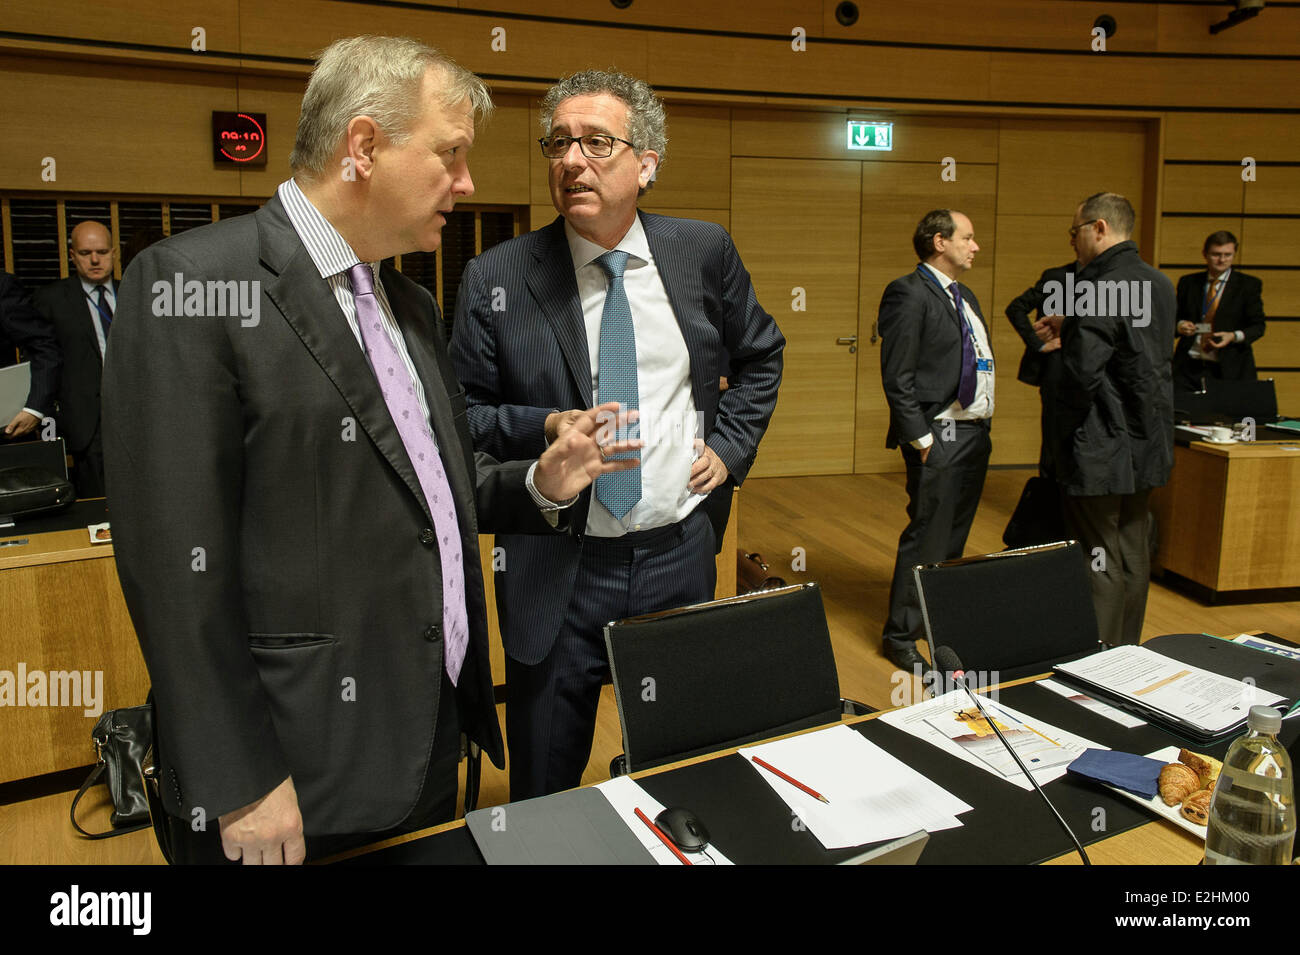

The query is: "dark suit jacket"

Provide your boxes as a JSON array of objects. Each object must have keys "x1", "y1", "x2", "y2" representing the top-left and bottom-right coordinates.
[
  {"x1": 1173, "y1": 269, "x2": 1266, "y2": 380},
  {"x1": 1051, "y1": 241, "x2": 1176, "y2": 496},
  {"x1": 449, "y1": 212, "x2": 784, "y2": 665},
  {"x1": 1005, "y1": 262, "x2": 1075, "y2": 388},
  {"x1": 878, "y1": 265, "x2": 990, "y2": 449},
  {"x1": 33, "y1": 275, "x2": 112, "y2": 452},
  {"x1": 0, "y1": 271, "x2": 59, "y2": 416},
  {"x1": 103, "y1": 194, "x2": 552, "y2": 836}
]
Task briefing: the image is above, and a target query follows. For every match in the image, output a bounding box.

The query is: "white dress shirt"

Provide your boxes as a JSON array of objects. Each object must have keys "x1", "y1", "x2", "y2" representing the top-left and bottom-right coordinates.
[
  {"x1": 566, "y1": 217, "x2": 703, "y2": 536},
  {"x1": 1187, "y1": 268, "x2": 1241, "y2": 362},
  {"x1": 912, "y1": 263, "x2": 995, "y2": 449}
]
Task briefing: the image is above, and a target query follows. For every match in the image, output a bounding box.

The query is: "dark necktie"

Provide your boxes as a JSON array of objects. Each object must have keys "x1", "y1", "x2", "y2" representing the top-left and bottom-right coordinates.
[
  {"x1": 346, "y1": 263, "x2": 468, "y2": 685},
  {"x1": 950, "y1": 282, "x2": 978, "y2": 408},
  {"x1": 593, "y1": 250, "x2": 642, "y2": 520},
  {"x1": 94, "y1": 285, "x2": 113, "y2": 336}
]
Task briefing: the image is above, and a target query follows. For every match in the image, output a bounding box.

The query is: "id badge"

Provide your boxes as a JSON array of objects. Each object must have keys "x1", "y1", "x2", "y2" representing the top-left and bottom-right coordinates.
[
  {"x1": 1194, "y1": 323, "x2": 1213, "y2": 334},
  {"x1": 976, "y1": 358, "x2": 994, "y2": 373}
]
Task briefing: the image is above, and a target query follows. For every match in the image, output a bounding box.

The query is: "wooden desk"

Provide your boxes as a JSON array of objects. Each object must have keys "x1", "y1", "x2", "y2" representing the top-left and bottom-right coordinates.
[
  {"x1": 1151, "y1": 440, "x2": 1300, "y2": 595},
  {"x1": 334, "y1": 675, "x2": 1210, "y2": 866}
]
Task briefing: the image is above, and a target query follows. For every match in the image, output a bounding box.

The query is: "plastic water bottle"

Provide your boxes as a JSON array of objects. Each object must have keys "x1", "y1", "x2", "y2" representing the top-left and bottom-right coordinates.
[{"x1": 1204, "y1": 705, "x2": 1295, "y2": 865}]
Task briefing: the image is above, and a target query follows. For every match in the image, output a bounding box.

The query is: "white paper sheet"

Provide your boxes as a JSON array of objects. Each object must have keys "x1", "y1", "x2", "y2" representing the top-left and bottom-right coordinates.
[
  {"x1": 594, "y1": 775, "x2": 734, "y2": 865},
  {"x1": 738, "y1": 724, "x2": 970, "y2": 850},
  {"x1": 1037, "y1": 677, "x2": 1149, "y2": 728},
  {"x1": 878, "y1": 689, "x2": 1104, "y2": 791}
]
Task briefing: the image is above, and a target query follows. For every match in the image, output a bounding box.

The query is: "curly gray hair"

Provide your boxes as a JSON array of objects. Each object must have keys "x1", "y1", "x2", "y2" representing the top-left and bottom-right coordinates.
[{"x1": 540, "y1": 70, "x2": 668, "y2": 191}]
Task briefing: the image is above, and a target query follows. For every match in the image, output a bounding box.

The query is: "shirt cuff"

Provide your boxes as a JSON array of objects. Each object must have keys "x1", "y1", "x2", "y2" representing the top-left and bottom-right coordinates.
[
  {"x1": 525, "y1": 460, "x2": 578, "y2": 514},
  {"x1": 21, "y1": 407, "x2": 42, "y2": 419},
  {"x1": 1234, "y1": 330, "x2": 1245, "y2": 343},
  {"x1": 910, "y1": 432, "x2": 934, "y2": 451}
]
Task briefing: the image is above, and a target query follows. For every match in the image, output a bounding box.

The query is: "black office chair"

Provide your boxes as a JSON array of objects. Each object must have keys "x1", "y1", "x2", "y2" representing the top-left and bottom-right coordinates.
[
  {"x1": 603, "y1": 582, "x2": 871, "y2": 776},
  {"x1": 913, "y1": 540, "x2": 1102, "y2": 683}
]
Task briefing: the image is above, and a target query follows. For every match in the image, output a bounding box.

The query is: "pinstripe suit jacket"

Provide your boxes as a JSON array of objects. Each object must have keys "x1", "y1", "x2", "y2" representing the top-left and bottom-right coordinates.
[{"x1": 451, "y1": 212, "x2": 784, "y2": 664}]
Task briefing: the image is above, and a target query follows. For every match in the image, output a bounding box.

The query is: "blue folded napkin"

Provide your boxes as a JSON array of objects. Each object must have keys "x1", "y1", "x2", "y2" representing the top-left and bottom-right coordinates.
[{"x1": 1067, "y1": 748, "x2": 1167, "y2": 799}]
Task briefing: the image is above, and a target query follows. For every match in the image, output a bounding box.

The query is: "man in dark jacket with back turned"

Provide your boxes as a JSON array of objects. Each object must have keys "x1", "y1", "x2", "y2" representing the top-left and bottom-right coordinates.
[{"x1": 1044, "y1": 192, "x2": 1174, "y2": 648}]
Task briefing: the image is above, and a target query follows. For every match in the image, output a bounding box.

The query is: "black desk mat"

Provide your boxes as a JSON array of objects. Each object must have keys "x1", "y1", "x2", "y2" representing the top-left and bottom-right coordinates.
[{"x1": 341, "y1": 668, "x2": 1299, "y2": 865}]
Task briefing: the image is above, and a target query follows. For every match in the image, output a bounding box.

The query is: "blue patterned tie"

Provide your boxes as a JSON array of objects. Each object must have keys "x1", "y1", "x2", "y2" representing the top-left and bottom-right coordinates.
[
  {"x1": 94, "y1": 285, "x2": 113, "y2": 336},
  {"x1": 950, "y1": 282, "x2": 978, "y2": 409},
  {"x1": 593, "y1": 251, "x2": 641, "y2": 519}
]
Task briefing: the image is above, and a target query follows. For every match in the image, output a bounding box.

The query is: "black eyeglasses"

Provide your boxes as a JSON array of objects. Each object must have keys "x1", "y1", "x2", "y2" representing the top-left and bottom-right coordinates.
[
  {"x1": 538, "y1": 133, "x2": 636, "y2": 159},
  {"x1": 1068, "y1": 219, "x2": 1099, "y2": 238}
]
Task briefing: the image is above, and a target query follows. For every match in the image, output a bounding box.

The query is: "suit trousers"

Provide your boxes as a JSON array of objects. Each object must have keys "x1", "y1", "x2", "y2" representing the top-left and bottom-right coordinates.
[
  {"x1": 505, "y1": 507, "x2": 716, "y2": 802},
  {"x1": 161, "y1": 669, "x2": 462, "y2": 864},
  {"x1": 1061, "y1": 490, "x2": 1152, "y2": 648},
  {"x1": 883, "y1": 420, "x2": 991, "y2": 652},
  {"x1": 72, "y1": 429, "x2": 105, "y2": 499}
]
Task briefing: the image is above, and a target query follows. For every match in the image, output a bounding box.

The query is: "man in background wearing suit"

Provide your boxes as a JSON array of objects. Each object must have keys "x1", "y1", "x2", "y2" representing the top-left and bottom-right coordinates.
[
  {"x1": 1046, "y1": 193, "x2": 1175, "y2": 647},
  {"x1": 0, "y1": 271, "x2": 59, "y2": 439},
  {"x1": 1172, "y1": 230, "x2": 1266, "y2": 391},
  {"x1": 878, "y1": 210, "x2": 993, "y2": 674},
  {"x1": 33, "y1": 221, "x2": 116, "y2": 495},
  {"x1": 1005, "y1": 246, "x2": 1076, "y2": 478},
  {"x1": 451, "y1": 70, "x2": 784, "y2": 801},
  {"x1": 104, "y1": 37, "x2": 631, "y2": 865}
]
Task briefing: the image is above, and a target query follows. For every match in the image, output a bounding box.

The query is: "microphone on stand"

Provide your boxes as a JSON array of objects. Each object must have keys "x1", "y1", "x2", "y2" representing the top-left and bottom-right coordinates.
[{"x1": 933, "y1": 646, "x2": 1091, "y2": 866}]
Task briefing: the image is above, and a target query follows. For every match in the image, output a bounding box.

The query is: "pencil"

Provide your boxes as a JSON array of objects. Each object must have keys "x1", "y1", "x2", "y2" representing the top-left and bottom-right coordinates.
[
  {"x1": 751, "y1": 756, "x2": 830, "y2": 804},
  {"x1": 634, "y1": 807, "x2": 693, "y2": 865}
]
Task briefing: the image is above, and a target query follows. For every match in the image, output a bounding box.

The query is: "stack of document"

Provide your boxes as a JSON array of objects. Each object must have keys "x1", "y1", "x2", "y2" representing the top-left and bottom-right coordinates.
[
  {"x1": 738, "y1": 724, "x2": 971, "y2": 850},
  {"x1": 878, "y1": 689, "x2": 1100, "y2": 791},
  {"x1": 1053, "y1": 645, "x2": 1285, "y2": 739}
]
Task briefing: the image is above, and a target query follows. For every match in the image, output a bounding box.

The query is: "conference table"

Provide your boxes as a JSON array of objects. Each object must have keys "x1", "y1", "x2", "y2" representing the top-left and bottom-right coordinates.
[{"x1": 335, "y1": 635, "x2": 1299, "y2": 866}]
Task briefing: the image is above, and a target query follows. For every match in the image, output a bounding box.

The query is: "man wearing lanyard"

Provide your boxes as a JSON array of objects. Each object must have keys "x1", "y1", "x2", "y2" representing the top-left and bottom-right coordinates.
[
  {"x1": 878, "y1": 209, "x2": 994, "y2": 674},
  {"x1": 33, "y1": 220, "x2": 117, "y2": 497},
  {"x1": 1172, "y1": 231, "x2": 1266, "y2": 391}
]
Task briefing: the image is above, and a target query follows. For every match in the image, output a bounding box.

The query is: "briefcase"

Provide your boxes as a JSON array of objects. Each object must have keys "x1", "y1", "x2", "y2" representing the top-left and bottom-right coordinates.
[{"x1": 0, "y1": 466, "x2": 75, "y2": 519}]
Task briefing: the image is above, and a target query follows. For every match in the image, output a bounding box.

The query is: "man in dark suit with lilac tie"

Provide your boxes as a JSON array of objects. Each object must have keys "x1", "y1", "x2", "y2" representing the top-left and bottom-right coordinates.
[
  {"x1": 878, "y1": 209, "x2": 994, "y2": 674},
  {"x1": 103, "y1": 37, "x2": 630, "y2": 865}
]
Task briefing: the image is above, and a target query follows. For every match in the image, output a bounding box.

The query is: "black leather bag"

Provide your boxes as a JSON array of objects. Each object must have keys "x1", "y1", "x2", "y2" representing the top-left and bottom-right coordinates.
[
  {"x1": 0, "y1": 466, "x2": 74, "y2": 518},
  {"x1": 1002, "y1": 476, "x2": 1067, "y2": 549},
  {"x1": 70, "y1": 705, "x2": 153, "y2": 839}
]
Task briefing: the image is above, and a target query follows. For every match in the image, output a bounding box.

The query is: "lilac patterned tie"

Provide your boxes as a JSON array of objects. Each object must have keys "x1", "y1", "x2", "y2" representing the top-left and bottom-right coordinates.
[{"x1": 347, "y1": 263, "x2": 467, "y2": 685}]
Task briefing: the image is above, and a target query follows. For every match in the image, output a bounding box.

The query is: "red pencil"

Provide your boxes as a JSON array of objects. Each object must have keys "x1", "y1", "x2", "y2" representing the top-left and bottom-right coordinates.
[
  {"x1": 634, "y1": 807, "x2": 693, "y2": 865},
  {"x1": 751, "y1": 755, "x2": 831, "y2": 804}
]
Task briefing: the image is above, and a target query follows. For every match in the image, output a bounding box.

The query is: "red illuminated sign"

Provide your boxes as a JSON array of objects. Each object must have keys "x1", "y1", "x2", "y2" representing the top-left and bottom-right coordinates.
[{"x1": 212, "y1": 111, "x2": 267, "y2": 166}]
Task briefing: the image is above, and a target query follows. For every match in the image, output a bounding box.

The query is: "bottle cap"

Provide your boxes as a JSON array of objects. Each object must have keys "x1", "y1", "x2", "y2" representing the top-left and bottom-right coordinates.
[{"x1": 1247, "y1": 705, "x2": 1281, "y2": 735}]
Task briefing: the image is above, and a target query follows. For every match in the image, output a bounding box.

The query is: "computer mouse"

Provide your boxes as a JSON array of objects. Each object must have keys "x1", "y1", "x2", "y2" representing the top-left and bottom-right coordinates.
[{"x1": 655, "y1": 807, "x2": 710, "y2": 852}]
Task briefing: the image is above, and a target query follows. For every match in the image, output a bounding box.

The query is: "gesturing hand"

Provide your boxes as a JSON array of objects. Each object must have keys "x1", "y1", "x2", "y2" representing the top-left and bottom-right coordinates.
[{"x1": 533, "y1": 402, "x2": 642, "y2": 503}]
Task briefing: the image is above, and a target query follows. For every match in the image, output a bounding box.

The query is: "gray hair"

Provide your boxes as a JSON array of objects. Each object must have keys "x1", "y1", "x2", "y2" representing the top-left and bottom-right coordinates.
[
  {"x1": 1079, "y1": 192, "x2": 1135, "y2": 239},
  {"x1": 540, "y1": 70, "x2": 667, "y2": 190},
  {"x1": 290, "y1": 35, "x2": 492, "y2": 180}
]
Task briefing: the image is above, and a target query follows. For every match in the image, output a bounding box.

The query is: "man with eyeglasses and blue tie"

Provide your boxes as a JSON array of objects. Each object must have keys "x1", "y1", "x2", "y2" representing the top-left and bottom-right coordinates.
[
  {"x1": 451, "y1": 69, "x2": 784, "y2": 801},
  {"x1": 34, "y1": 220, "x2": 118, "y2": 497},
  {"x1": 878, "y1": 209, "x2": 993, "y2": 676}
]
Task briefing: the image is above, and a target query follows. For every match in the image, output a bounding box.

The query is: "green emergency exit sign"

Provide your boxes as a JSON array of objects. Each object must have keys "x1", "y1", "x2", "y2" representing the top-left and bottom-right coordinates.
[{"x1": 847, "y1": 121, "x2": 893, "y2": 151}]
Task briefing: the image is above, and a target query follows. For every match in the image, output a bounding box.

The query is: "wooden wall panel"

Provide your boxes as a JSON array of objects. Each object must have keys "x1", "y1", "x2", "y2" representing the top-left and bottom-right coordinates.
[
  {"x1": 1157, "y1": 5, "x2": 1300, "y2": 57},
  {"x1": 463, "y1": 94, "x2": 532, "y2": 207},
  {"x1": 1270, "y1": 372, "x2": 1300, "y2": 412},
  {"x1": 0, "y1": 55, "x2": 245, "y2": 197},
  {"x1": 1239, "y1": 219, "x2": 1300, "y2": 267},
  {"x1": 732, "y1": 109, "x2": 998, "y2": 164},
  {"x1": 997, "y1": 120, "x2": 1148, "y2": 217},
  {"x1": 2, "y1": 0, "x2": 238, "y2": 53},
  {"x1": 1165, "y1": 115, "x2": 1300, "y2": 163},
  {"x1": 1244, "y1": 169, "x2": 1300, "y2": 215},
  {"x1": 1160, "y1": 217, "x2": 1242, "y2": 266},
  {"x1": 640, "y1": 106, "x2": 730, "y2": 209},
  {"x1": 1260, "y1": 272, "x2": 1300, "y2": 313},
  {"x1": 457, "y1": 0, "x2": 825, "y2": 37},
  {"x1": 1254, "y1": 323, "x2": 1300, "y2": 370},
  {"x1": 1163, "y1": 164, "x2": 1244, "y2": 214}
]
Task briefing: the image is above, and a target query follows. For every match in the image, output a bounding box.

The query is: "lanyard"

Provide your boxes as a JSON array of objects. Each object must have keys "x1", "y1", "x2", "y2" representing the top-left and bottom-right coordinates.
[
  {"x1": 1202, "y1": 274, "x2": 1226, "y2": 320},
  {"x1": 916, "y1": 265, "x2": 982, "y2": 357}
]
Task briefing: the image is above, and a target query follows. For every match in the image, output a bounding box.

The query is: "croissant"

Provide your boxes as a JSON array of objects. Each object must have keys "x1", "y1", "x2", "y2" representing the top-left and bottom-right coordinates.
[
  {"x1": 1181, "y1": 788, "x2": 1213, "y2": 826},
  {"x1": 1159, "y1": 762, "x2": 1200, "y2": 806},
  {"x1": 1178, "y1": 749, "x2": 1223, "y2": 789}
]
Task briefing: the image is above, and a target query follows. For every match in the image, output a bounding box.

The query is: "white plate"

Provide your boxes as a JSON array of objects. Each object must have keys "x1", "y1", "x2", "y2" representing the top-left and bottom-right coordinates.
[
  {"x1": 1202, "y1": 437, "x2": 1237, "y2": 445},
  {"x1": 1100, "y1": 746, "x2": 1209, "y2": 841}
]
